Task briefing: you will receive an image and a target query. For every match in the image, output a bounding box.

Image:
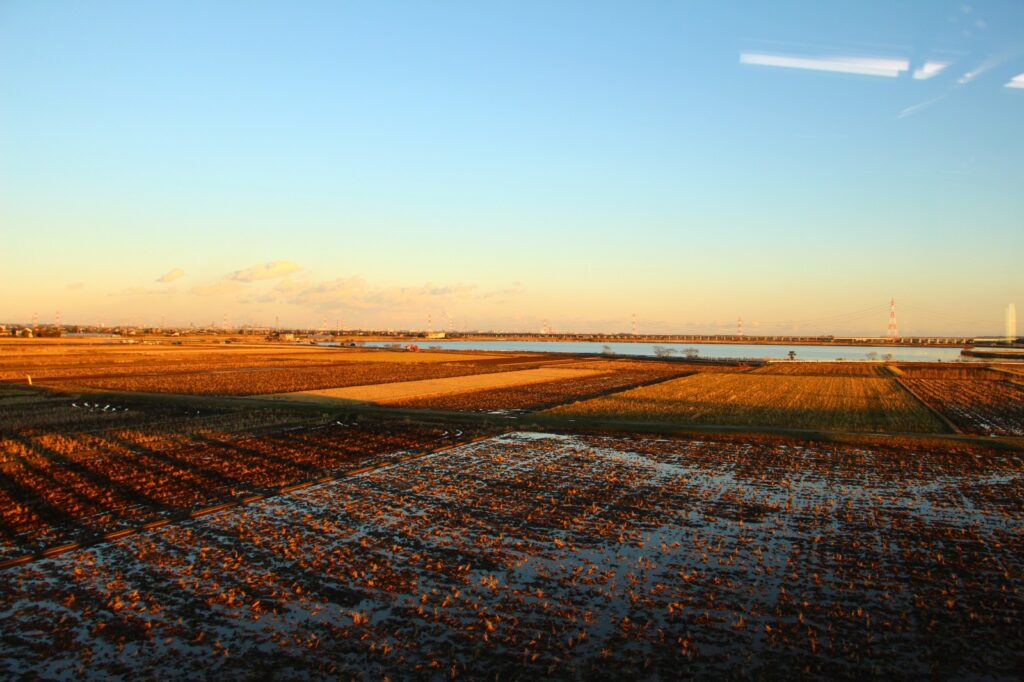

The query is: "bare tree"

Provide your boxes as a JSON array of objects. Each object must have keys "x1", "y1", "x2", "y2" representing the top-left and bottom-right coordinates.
[{"x1": 653, "y1": 346, "x2": 678, "y2": 358}]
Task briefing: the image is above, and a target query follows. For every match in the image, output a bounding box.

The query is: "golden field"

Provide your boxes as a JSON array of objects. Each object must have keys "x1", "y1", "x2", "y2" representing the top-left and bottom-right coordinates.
[
  {"x1": 260, "y1": 366, "x2": 607, "y2": 405},
  {"x1": 547, "y1": 372, "x2": 949, "y2": 433},
  {"x1": 3, "y1": 340, "x2": 1022, "y2": 438}
]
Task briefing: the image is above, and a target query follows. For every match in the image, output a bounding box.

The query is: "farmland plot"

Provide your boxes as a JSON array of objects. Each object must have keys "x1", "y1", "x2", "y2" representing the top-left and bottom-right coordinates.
[
  {"x1": 903, "y1": 379, "x2": 1024, "y2": 436},
  {"x1": 0, "y1": 394, "x2": 485, "y2": 559},
  {"x1": 548, "y1": 373, "x2": 948, "y2": 433},
  {"x1": 42, "y1": 359, "x2": 560, "y2": 396},
  {"x1": 894, "y1": 364, "x2": 1007, "y2": 381},
  {"x1": 1, "y1": 341, "x2": 550, "y2": 395},
  {"x1": 752, "y1": 362, "x2": 889, "y2": 377},
  {"x1": 390, "y1": 366, "x2": 696, "y2": 412},
  {"x1": 1, "y1": 432, "x2": 1020, "y2": 679},
  {"x1": 260, "y1": 367, "x2": 606, "y2": 405}
]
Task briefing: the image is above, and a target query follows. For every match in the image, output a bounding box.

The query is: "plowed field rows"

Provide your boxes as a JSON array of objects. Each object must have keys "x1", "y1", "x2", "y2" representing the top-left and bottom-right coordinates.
[
  {"x1": 390, "y1": 367, "x2": 695, "y2": 412},
  {"x1": 903, "y1": 379, "x2": 1024, "y2": 436},
  {"x1": 2, "y1": 432, "x2": 1020, "y2": 678},
  {"x1": 0, "y1": 396, "x2": 485, "y2": 558},
  {"x1": 895, "y1": 364, "x2": 1007, "y2": 381},
  {"x1": 1, "y1": 341, "x2": 552, "y2": 395},
  {"x1": 753, "y1": 362, "x2": 889, "y2": 377},
  {"x1": 41, "y1": 360, "x2": 562, "y2": 396},
  {"x1": 547, "y1": 374, "x2": 947, "y2": 433}
]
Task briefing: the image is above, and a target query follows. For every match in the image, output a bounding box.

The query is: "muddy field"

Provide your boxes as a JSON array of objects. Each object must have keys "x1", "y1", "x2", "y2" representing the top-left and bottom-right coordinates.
[
  {"x1": 902, "y1": 378, "x2": 1024, "y2": 436},
  {"x1": 0, "y1": 386, "x2": 489, "y2": 561},
  {"x1": 1, "y1": 432, "x2": 1021, "y2": 678}
]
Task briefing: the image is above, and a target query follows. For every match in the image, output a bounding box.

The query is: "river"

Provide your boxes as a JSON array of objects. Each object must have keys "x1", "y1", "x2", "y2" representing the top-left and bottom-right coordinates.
[{"x1": 328, "y1": 340, "x2": 967, "y2": 362}]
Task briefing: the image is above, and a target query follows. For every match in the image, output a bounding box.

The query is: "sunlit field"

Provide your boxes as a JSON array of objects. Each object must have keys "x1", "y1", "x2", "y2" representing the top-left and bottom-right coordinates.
[
  {"x1": 547, "y1": 373, "x2": 948, "y2": 433},
  {"x1": 4, "y1": 0, "x2": 1022, "y2": 677},
  {"x1": 2, "y1": 432, "x2": 1021, "y2": 679},
  {"x1": 2, "y1": 340, "x2": 1022, "y2": 677}
]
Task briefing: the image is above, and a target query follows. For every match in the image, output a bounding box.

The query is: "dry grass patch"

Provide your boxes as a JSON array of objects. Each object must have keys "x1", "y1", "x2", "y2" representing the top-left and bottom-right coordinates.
[
  {"x1": 753, "y1": 362, "x2": 889, "y2": 377},
  {"x1": 260, "y1": 367, "x2": 606, "y2": 405}
]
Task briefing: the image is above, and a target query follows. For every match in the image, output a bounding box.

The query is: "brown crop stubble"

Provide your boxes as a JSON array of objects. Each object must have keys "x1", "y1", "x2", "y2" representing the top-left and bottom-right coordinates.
[
  {"x1": 0, "y1": 417, "x2": 487, "y2": 559},
  {"x1": 1, "y1": 432, "x2": 1020, "y2": 679},
  {"x1": 546, "y1": 373, "x2": 949, "y2": 433},
  {"x1": 902, "y1": 378, "x2": 1024, "y2": 436},
  {"x1": 39, "y1": 359, "x2": 560, "y2": 396},
  {"x1": 752, "y1": 362, "x2": 889, "y2": 377},
  {"x1": 388, "y1": 365, "x2": 700, "y2": 412}
]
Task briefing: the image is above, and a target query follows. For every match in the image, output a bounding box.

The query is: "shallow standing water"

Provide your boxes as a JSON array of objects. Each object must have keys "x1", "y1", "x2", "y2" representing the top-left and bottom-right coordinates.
[{"x1": 339, "y1": 340, "x2": 967, "y2": 362}]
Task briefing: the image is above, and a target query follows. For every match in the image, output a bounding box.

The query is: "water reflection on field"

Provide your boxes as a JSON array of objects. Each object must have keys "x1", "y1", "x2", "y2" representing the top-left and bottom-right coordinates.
[{"x1": 2, "y1": 431, "x2": 1019, "y2": 678}]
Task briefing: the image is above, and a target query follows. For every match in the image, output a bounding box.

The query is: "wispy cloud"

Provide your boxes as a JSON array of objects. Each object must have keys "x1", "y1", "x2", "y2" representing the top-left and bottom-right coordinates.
[
  {"x1": 111, "y1": 286, "x2": 177, "y2": 296},
  {"x1": 66, "y1": 281, "x2": 85, "y2": 291},
  {"x1": 286, "y1": 277, "x2": 369, "y2": 309},
  {"x1": 274, "y1": 277, "x2": 487, "y2": 312},
  {"x1": 897, "y1": 94, "x2": 948, "y2": 119},
  {"x1": 422, "y1": 283, "x2": 478, "y2": 297},
  {"x1": 1006, "y1": 73, "x2": 1024, "y2": 89},
  {"x1": 957, "y1": 55, "x2": 1005, "y2": 84},
  {"x1": 913, "y1": 60, "x2": 950, "y2": 80},
  {"x1": 483, "y1": 282, "x2": 525, "y2": 299},
  {"x1": 740, "y1": 51, "x2": 909, "y2": 78},
  {"x1": 229, "y1": 260, "x2": 301, "y2": 282},
  {"x1": 189, "y1": 280, "x2": 247, "y2": 296},
  {"x1": 157, "y1": 267, "x2": 185, "y2": 283}
]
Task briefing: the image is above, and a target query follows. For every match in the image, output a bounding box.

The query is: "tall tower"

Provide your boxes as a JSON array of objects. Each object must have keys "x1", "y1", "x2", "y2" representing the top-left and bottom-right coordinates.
[
  {"x1": 737, "y1": 317, "x2": 743, "y2": 338},
  {"x1": 887, "y1": 298, "x2": 899, "y2": 339},
  {"x1": 1007, "y1": 303, "x2": 1017, "y2": 343},
  {"x1": 631, "y1": 313, "x2": 638, "y2": 337},
  {"x1": 32, "y1": 312, "x2": 38, "y2": 329},
  {"x1": 427, "y1": 314, "x2": 433, "y2": 334},
  {"x1": 55, "y1": 310, "x2": 61, "y2": 332}
]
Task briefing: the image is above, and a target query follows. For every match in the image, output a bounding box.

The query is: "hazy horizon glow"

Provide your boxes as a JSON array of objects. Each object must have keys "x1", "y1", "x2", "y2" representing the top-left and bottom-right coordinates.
[{"x1": 2, "y1": 1, "x2": 1021, "y2": 335}]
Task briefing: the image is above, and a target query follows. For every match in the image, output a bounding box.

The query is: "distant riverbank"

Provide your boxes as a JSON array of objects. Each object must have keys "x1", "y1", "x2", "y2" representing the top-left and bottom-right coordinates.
[{"x1": 328, "y1": 340, "x2": 968, "y2": 363}]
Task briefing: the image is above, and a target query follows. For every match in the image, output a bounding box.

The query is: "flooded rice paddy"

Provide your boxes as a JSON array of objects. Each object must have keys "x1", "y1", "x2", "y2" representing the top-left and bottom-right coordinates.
[{"x1": 1, "y1": 432, "x2": 1021, "y2": 678}]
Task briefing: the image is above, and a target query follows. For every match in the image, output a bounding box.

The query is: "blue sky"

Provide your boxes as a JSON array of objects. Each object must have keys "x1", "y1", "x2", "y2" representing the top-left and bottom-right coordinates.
[{"x1": 2, "y1": 1, "x2": 1021, "y2": 334}]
